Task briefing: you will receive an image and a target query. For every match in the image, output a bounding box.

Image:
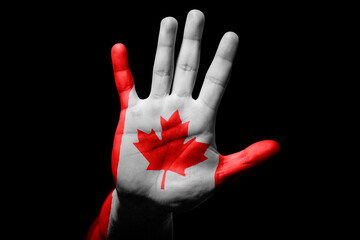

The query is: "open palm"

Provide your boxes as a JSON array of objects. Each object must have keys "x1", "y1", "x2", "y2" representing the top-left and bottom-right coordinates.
[{"x1": 110, "y1": 10, "x2": 279, "y2": 212}]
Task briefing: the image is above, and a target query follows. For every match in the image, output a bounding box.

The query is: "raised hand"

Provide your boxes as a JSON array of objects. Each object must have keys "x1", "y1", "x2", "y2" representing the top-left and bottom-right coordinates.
[
  {"x1": 111, "y1": 9, "x2": 279, "y2": 210},
  {"x1": 88, "y1": 9, "x2": 279, "y2": 240}
]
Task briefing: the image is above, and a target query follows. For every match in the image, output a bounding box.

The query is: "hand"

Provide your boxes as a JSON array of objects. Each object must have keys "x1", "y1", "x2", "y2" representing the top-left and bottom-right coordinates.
[
  {"x1": 110, "y1": 10, "x2": 279, "y2": 213},
  {"x1": 87, "y1": 10, "x2": 281, "y2": 240}
]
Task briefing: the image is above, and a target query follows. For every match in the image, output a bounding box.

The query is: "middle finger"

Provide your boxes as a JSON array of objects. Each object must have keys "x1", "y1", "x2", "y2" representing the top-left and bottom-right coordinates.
[{"x1": 171, "y1": 10, "x2": 205, "y2": 97}]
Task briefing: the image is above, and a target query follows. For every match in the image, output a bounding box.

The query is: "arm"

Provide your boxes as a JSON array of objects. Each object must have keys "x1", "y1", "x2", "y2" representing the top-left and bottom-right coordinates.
[
  {"x1": 87, "y1": 190, "x2": 172, "y2": 240},
  {"x1": 86, "y1": 190, "x2": 113, "y2": 240}
]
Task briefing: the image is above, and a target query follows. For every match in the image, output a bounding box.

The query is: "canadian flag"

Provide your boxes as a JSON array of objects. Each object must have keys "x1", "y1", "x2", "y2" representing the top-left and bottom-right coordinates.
[{"x1": 87, "y1": 44, "x2": 279, "y2": 240}]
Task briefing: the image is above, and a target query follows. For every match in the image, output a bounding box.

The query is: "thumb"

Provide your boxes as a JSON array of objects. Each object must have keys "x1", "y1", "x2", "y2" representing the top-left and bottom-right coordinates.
[{"x1": 215, "y1": 140, "x2": 280, "y2": 188}]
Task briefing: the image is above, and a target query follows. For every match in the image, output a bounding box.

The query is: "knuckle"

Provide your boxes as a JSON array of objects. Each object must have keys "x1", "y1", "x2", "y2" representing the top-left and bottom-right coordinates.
[
  {"x1": 177, "y1": 63, "x2": 197, "y2": 73},
  {"x1": 205, "y1": 75, "x2": 226, "y2": 88},
  {"x1": 153, "y1": 69, "x2": 172, "y2": 78}
]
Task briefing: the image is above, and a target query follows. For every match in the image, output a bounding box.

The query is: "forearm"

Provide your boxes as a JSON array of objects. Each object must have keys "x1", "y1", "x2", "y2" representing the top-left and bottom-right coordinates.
[
  {"x1": 87, "y1": 190, "x2": 114, "y2": 240},
  {"x1": 87, "y1": 189, "x2": 173, "y2": 240}
]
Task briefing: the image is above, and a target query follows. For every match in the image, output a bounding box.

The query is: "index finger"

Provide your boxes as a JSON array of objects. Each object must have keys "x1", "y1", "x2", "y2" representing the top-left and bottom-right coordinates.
[{"x1": 198, "y1": 32, "x2": 239, "y2": 111}]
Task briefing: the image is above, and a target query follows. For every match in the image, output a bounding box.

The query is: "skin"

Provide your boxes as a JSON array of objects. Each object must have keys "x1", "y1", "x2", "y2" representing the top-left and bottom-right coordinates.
[{"x1": 87, "y1": 9, "x2": 280, "y2": 240}]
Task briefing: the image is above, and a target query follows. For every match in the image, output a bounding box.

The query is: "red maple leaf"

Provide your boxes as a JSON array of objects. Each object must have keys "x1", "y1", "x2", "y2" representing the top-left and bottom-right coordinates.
[{"x1": 133, "y1": 110, "x2": 210, "y2": 190}]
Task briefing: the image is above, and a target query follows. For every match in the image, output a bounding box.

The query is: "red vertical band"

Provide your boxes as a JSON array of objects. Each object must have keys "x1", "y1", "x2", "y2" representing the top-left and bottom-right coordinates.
[
  {"x1": 111, "y1": 87, "x2": 132, "y2": 185},
  {"x1": 214, "y1": 154, "x2": 225, "y2": 188},
  {"x1": 98, "y1": 189, "x2": 114, "y2": 239},
  {"x1": 87, "y1": 190, "x2": 114, "y2": 240},
  {"x1": 110, "y1": 43, "x2": 134, "y2": 186},
  {"x1": 88, "y1": 44, "x2": 134, "y2": 240},
  {"x1": 215, "y1": 140, "x2": 280, "y2": 189},
  {"x1": 86, "y1": 216, "x2": 100, "y2": 240}
]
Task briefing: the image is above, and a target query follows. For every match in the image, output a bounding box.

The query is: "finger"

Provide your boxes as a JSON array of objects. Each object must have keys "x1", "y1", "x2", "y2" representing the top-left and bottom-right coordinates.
[
  {"x1": 198, "y1": 32, "x2": 239, "y2": 111},
  {"x1": 215, "y1": 140, "x2": 280, "y2": 188},
  {"x1": 150, "y1": 17, "x2": 178, "y2": 98},
  {"x1": 111, "y1": 43, "x2": 138, "y2": 108},
  {"x1": 172, "y1": 9, "x2": 205, "y2": 97}
]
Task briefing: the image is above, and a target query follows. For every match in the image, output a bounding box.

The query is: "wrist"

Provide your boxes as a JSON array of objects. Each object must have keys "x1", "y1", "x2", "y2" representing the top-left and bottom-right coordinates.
[{"x1": 107, "y1": 190, "x2": 173, "y2": 239}]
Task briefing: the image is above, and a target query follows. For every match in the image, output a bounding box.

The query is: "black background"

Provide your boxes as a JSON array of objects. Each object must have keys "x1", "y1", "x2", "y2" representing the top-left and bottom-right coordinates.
[{"x1": 14, "y1": 2, "x2": 345, "y2": 239}]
